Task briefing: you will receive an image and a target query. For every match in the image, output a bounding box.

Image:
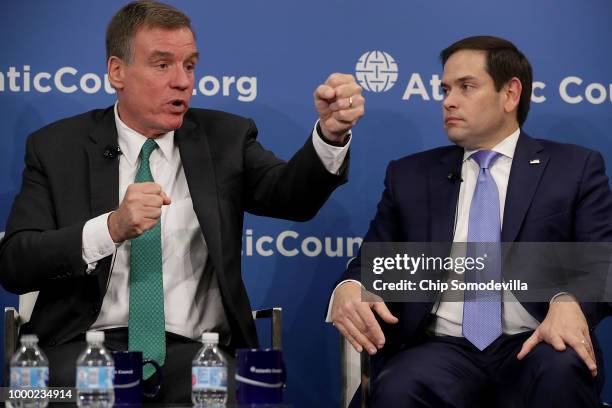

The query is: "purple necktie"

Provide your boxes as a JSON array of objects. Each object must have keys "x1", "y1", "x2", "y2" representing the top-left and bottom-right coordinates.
[{"x1": 462, "y1": 150, "x2": 503, "y2": 350}]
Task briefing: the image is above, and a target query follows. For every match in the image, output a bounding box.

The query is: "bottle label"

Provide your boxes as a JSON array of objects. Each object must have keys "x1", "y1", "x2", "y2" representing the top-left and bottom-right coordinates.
[
  {"x1": 76, "y1": 366, "x2": 114, "y2": 390},
  {"x1": 10, "y1": 367, "x2": 49, "y2": 388},
  {"x1": 192, "y1": 366, "x2": 227, "y2": 391}
]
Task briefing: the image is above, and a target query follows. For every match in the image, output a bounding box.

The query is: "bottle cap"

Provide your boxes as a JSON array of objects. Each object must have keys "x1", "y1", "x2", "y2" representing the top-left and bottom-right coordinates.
[
  {"x1": 86, "y1": 330, "x2": 105, "y2": 343},
  {"x1": 20, "y1": 334, "x2": 38, "y2": 344},
  {"x1": 201, "y1": 332, "x2": 219, "y2": 343}
]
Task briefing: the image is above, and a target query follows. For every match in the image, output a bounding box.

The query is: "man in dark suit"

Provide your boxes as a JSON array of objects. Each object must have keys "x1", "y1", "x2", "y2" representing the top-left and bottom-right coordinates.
[
  {"x1": 0, "y1": 1, "x2": 364, "y2": 402},
  {"x1": 329, "y1": 36, "x2": 612, "y2": 407}
]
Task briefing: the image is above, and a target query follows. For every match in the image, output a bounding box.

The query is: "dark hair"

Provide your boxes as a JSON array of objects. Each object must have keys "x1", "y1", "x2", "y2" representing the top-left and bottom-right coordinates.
[
  {"x1": 106, "y1": 1, "x2": 193, "y2": 63},
  {"x1": 440, "y1": 36, "x2": 533, "y2": 126}
]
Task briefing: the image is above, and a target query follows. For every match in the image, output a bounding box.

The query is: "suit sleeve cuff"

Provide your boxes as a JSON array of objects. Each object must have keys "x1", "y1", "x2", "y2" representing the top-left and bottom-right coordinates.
[{"x1": 549, "y1": 292, "x2": 576, "y2": 304}]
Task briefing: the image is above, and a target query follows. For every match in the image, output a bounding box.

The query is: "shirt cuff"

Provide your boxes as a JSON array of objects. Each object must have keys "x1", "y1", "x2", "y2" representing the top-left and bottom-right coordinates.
[
  {"x1": 82, "y1": 212, "x2": 117, "y2": 273},
  {"x1": 549, "y1": 292, "x2": 576, "y2": 304},
  {"x1": 312, "y1": 120, "x2": 351, "y2": 175},
  {"x1": 325, "y1": 279, "x2": 363, "y2": 322}
]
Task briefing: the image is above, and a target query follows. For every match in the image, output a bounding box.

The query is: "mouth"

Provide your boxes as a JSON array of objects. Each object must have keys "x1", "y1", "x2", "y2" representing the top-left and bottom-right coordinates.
[
  {"x1": 167, "y1": 99, "x2": 188, "y2": 114},
  {"x1": 445, "y1": 117, "x2": 462, "y2": 125}
]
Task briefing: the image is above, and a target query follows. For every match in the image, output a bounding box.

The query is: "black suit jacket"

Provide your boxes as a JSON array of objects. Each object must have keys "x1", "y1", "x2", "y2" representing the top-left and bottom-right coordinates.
[
  {"x1": 336, "y1": 132, "x2": 612, "y2": 373},
  {"x1": 0, "y1": 106, "x2": 348, "y2": 352}
]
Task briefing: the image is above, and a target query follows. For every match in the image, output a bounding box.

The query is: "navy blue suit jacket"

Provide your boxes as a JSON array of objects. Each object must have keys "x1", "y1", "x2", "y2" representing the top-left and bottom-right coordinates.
[{"x1": 338, "y1": 132, "x2": 612, "y2": 372}]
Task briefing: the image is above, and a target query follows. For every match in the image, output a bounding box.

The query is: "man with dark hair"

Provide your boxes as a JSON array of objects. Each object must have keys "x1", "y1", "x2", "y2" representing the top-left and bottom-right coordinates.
[
  {"x1": 329, "y1": 35, "x2": 612, "y2": 407},
  {"x1": 439, "y1": 36, "x2": 533, "y2": 127},
  {"x1": 0, "y1": 0, "x2": 364, "y2": 402}
]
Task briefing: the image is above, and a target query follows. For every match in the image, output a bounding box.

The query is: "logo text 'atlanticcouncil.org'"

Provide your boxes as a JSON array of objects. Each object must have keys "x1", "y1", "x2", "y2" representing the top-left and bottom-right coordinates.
[{"x1": 0, "y1": 66, "x2": 257, "y2": 102}]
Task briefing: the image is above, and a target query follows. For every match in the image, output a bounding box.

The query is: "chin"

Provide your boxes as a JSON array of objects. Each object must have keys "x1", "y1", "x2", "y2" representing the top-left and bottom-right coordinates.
[
  {"x1": 446, "y1": 130, "x2": 465, "y2": 144},
  {"x1": 447, "y1": 132, "x2": 477, "y2": 149},
  {"x1": 162, "y1": 116, "x2": 185, "y2": 131}
]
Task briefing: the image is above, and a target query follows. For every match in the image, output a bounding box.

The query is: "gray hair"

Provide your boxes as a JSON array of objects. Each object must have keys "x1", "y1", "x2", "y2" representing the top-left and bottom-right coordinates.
[{"x1": 105, "y1": 1, "x2": 193, "y2": 63}]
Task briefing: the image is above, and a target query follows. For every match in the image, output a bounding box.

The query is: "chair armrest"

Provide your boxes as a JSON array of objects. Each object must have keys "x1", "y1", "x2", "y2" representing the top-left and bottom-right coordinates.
[
  {"x1": 251, "y1": 307, "x2": 282, "y2": 350},
  {"x1": 360, "y1": 351, "x2": 370, "y2": 408},
  {"x1": 340, "y1": 334, "x2": 370, "y2": 408},
  {"x1": 4, "y1": 307, "x2": 20, "y2": 386}
]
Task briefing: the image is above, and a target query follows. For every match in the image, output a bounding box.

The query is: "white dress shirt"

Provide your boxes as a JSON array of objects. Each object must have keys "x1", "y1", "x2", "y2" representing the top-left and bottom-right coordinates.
[
  {"x1": 327, "y1": 129, "x2": 541, "y2": 336},
  {"x1": 429, "y1": 128, "x2": 540, "y2": 336},
  {"x1": 83, "y1": 102, "x2": 350, "y2": 340}
]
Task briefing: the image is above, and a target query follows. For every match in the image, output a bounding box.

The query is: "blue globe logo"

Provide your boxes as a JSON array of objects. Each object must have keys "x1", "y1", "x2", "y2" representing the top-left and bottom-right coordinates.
[{"x1": 355, "y1": 51, "x2": 398, "y2": 93}]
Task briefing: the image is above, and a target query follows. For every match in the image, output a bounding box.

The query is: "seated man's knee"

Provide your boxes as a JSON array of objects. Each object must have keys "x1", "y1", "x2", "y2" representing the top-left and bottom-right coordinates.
[
  {"x1": 519, "y1": 345, "x2": 601, "y2": 407},
  {"x1": 372, "y1": 367, "x2": 423, "y2": 405},
  {"x1": 532, "y1": 345, "x2": 591, "y2": 382},
  {"x1": 371, "y1": 364, "x2": 452, "y2": 407},
  {"x1": 370, "y1": 345, "x2": 484, "y2": 407}
]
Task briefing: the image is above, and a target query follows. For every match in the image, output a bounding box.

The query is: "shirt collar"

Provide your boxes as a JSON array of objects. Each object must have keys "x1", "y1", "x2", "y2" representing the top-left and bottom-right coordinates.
[
  {"x1": 463, "y1": 127, "x2": 521, "y2": 163},
  {"x1": 113, "y1": 102, "x2": 175, "y2": 166}
]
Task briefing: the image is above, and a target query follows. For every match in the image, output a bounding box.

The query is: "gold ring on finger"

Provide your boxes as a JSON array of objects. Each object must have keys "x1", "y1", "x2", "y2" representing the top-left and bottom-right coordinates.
[{"x1": 348, "y1": 96, "x2": 353, "y2": 108}]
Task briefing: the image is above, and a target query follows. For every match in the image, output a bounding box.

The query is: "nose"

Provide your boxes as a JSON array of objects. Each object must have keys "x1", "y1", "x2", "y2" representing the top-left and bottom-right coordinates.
[
  {"x1": 443, "y1": 88, "x2": 457, "y2": 111},
  {"x1": 170, "y1": 65, "x2": 192, "y2": 91}
]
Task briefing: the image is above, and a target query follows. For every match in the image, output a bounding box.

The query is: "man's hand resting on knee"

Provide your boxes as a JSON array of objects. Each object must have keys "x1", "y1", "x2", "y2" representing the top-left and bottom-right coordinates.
[
  {"x1": 330, "y1": 281, "x2": 399, "y2": 355},
  {"x1": 517, "y1": 294, "x2": 597, "y2": 377}
]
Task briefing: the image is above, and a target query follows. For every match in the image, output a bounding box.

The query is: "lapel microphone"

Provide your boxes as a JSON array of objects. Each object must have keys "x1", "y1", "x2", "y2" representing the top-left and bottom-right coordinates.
[
  {"x1": 103, "y1": 145, "x2": 122, "y2": 160},
  {"x1": 447, "y1": 172, "x2": 463, "y2": 182}
]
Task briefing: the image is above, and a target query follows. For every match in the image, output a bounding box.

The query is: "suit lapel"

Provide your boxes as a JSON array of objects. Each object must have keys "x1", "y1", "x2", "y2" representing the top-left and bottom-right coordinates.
[
  {"x1": 175, "y1": 117, "x2": 224, "y2": 280},
  {"x1": 429, "y1": 147, "x2": 464, "y2": 242},
  {"x1": 85, "y1": 107, "x2": 120, "y2": 295},
  {"x1": 502, "y1": 132, "x2": 548, "y2": 242}
]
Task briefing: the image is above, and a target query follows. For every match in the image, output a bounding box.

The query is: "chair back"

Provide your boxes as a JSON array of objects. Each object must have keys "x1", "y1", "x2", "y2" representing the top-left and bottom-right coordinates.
[{"x1": 3, "y1": 291, "x2": 39, "y2": 385}]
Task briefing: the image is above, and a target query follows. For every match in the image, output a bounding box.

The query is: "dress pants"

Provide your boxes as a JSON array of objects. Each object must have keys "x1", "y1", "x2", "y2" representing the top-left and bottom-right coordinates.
[
  {"x1": 43, "y1": 328, "x2": 236, "y2": 404},
  {"x1": 367, "y1": 331, "x2": 604, "y2": 408}
]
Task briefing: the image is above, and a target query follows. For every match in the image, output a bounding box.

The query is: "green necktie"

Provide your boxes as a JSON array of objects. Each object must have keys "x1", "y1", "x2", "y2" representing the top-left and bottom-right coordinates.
[{"x1": 128, "y1": 139, "x2": 165, "y2": 379}]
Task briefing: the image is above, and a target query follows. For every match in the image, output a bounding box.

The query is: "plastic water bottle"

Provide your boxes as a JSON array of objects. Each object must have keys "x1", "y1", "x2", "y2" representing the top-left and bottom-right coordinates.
[
  {"x1": 75, "y1": 331, "x2": 115, "y2": 408},
  {"x1": 192, "y1": 332, "x2": 228, "y2": 406},
  {"x1": 9, "y1": 334, "x2": 49, "y2": 408}
]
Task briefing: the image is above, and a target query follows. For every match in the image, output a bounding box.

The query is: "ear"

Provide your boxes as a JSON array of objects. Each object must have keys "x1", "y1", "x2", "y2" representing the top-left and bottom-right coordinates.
[
  {"x1": 503, "y1": 77, "x2": 522, "y2": 114},
  {"x1": 107, "y1": 56, "x2": 126, "y2": 91}
]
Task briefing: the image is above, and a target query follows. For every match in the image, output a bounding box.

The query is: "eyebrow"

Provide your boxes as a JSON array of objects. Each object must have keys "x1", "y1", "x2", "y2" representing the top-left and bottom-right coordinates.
[{"x1": 147, "y1": 51, "x2": 200, "y2": 62}]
